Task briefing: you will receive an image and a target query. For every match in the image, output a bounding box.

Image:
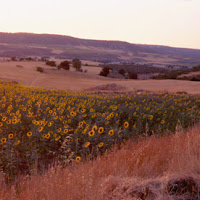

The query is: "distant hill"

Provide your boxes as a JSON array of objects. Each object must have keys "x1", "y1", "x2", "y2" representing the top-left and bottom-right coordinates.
[{"x1": 0, "y1": 32, "x2": 200, "y2": 66}]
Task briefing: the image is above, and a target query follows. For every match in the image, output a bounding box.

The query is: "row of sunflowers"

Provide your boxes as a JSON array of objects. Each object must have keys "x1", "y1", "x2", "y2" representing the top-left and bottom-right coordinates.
[{"x1": 0, "y1": 82, "x2": 200, "y2": 183}]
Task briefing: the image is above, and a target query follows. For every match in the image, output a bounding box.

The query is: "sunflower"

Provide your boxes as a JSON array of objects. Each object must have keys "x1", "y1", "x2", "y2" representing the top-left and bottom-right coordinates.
[
  {"x1": 161, "y1": 120, "x2": 165, "y2": 124},
  {"x1": 55, "y1": 136, "x2": 61, "y2": 141},
  {"x1": 149, "y1": 115, "x2": 153, "y2": 120},
  {"x1": 6, "y1": 119, "x2": 11, "y2": 124},
  {"x1": 15, "y1": 140, "x2": 20, "y2": 145},
  {"x1": 12, "y1": 119, "x2": 18, "y2": 124},
  {"x1": 53, "y1": 112, "x2": 57, "y2": 116},
  {"x1": 57, "y1": 128, "x2": 62, "y2": 133},
  {"x1": 76, "y1": 138, "x2": 81, "y2": 142},
  {"x1": 1, "y1": 138, "x2": 7, "y2": 144},
  {"x1": 79, "y1": 121, "x2": 84, "y2": 128},
  {"x1": 76, "y1": 156, "x2": 81, "y2": 163},
  {"x1": 2, "y1": 116, "x2": 7, "y2": 121},
  {"x1": 108, "y1": 130, "x2": 114, "y2": 136},
  {"x1": 88, "y1": 130, "x2": 95, "y2": 137},
  {"x1": 0, "y1": 122, "x2": 3, "y2": 127},
  {"x1": 92, "y1": 125, "x2": 97, "y2": 131},
  {"x1": 42, "y1": 134, "x2": 47, "y2": 139},
  {"x1": 64, "y1": 129, "x2": 68, "y2": 134},
  {"x1": 98, "y1": 142, "x2": 104, "y2": 148},
  {"x1": 39, "y1": 127, "x2": 43, "y2": 132},
  {"x1": 27, "y1": 132, "x2": 32, "y2": 137},
  {"x1": 110, "y1": 113, "x2": 114, "y2": 118},
  {"x1": 64, "y1": 125, "x2": 69, "y2": 128},
  {"x1": 124, "y1": 121, "x2": 129, "y2": 128},
  {"x1": 81, "y1": 109, "x2": 86, "y2": 113},
  {"x1": 8, "y1": 133, "x2": 14, "y2": 139},
  {"x1": 70, "y1": 111, "x2": 76, "y2": 117},
  {"x1": 84, "y1": 142, "x2": 90, "y2": 147},
  {"x1": 98, "y1": 127, "x2": 104, "y2": 134}
]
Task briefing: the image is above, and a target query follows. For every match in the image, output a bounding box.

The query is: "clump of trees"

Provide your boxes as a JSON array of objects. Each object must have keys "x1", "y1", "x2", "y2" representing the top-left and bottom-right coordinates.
[
  {"x1": 58, "y1": 60, "x2": 70, "y2": 70},
  {"x1": 72, "y1": 58, "x2": 82, "y2": 71},
  {"x1": 99, "y1": 66, "x2": 111, "y2": 77},
  {"x1": 46, "y1": 61, "x2": 56, "y2": 67}
]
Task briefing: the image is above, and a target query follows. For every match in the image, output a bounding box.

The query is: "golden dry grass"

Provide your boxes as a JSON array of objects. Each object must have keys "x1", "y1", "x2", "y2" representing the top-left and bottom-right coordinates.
[
  {"x1": 1, "y1": 60, "x2": 200, "y2": 94},
  {"x1": 1, "y1": 126, "x2": 200, "y2": 200}
]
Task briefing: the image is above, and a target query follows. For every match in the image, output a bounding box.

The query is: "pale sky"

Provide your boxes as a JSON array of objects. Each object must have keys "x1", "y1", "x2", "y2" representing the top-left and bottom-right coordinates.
[{"x1": 0, "y1": 0, "x2": 200, "y2": 49}]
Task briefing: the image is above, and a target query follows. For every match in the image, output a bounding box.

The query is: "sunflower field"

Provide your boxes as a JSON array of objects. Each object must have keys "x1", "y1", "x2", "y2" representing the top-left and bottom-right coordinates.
[{"x1": 0, "y1": 82, "x2": 200, "y2": 183}]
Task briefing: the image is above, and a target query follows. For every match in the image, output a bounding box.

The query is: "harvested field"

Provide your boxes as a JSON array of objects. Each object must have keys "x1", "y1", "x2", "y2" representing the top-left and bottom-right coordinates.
[{"x1": 0, "y1": 61, "x2": 200, "y2": 94}]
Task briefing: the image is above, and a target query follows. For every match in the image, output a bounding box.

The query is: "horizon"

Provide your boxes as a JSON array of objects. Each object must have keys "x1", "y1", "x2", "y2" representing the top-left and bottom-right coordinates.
[
  {"x1": 1, "y1": 31, "x2": 200, "y2": 51},
  {"x1": 1, "y1": 0, "x2": 200, "y2": 49}
]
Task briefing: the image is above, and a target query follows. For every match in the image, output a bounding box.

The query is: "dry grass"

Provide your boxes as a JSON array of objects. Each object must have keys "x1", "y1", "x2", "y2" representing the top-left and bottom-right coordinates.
[
  {"x1": 1, "y1": 126, "x2": 200, "y2": 200},
  {"x1": 1, "y1": 60, "x2": 200, "y2": 94}
]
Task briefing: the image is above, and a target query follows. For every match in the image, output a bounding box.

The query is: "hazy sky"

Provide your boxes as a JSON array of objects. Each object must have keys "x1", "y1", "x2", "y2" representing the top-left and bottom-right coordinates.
[{"x1": 1, "y1": 0, "x2": 200, "y2": 49}]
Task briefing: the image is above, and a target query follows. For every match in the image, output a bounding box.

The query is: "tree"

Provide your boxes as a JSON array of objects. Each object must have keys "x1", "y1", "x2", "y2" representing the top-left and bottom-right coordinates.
[
  {"x1": 46, "y1": 60, "x2": 56, "y2": 67},
  {"x1": 99, "y1": 66, "x2": 111, "y2": 77},
  {"x1": 58, "y1": 60, "x2": 70, "y2": 70},
  {"x1": 118, "y1": 69, "x2": 126, "y2": 76},
  {"x1": 128, "y1": 72, "x2": 138, "y2": 79},
  {"x1": 72, "y1": 58, "x2": 82, "y2": 71}
]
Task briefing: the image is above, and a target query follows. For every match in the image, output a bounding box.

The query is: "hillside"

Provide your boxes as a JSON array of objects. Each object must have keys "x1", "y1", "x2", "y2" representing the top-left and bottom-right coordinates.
[{"x1": 0, "y1": 32, "x2": 200, "y2": 65}]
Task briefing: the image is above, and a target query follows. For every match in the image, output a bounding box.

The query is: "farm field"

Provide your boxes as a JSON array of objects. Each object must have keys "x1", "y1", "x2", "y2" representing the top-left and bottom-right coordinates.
[
  {"x1": 0, "y1": 60, "x2": 200, "y2": 199},
  {"x1": 0, "y1": 82, "x2": 200, "y2": 180},
  {"x1": 0, "y1": 60, "x2": 200, "y2": 94},
  {"x1": 0, "y1": 82, "x2": 200, "y2": 199},
  {"x1": 1, "y1": 125, "x2": 200, "y2": 199}
]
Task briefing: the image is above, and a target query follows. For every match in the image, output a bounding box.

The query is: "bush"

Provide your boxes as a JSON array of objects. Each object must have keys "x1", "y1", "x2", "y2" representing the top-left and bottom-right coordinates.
[
  {"x1": 46, "y1": 61, "x2": 56, "y2": 67},
  {"x1": 191, "y1": 77, "x2": 200, "y2": 81},
  {"x1": 128, "y1": 72, "x2": 138, "y2": 79},
  {"x1": 36, "y1": 67, "x2": 44, "y2": 73},
  {"x1": 99, "y1": 66, "x2": 111, "y2": 77},
  {"x1": 118, "y1": 69, "x2": 126, "y2": 76},
  {"x1": 58, "y1": 61, "x2": 70, "y2": 70}
]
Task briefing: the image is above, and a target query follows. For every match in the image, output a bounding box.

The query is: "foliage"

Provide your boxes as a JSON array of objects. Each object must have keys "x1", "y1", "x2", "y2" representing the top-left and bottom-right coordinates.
[
  {"x1": 99, "y1": 66, "x2": 111, "y2": 77},
  {"x1": 36, "y1": 67, "x2": 44, "y2": 73},
  {"x1": 46, "y1": 61, "x2": 56, "y2": 67},
  {"x1": 58, "y1": 60, "x2": 70, "y2": 70},
  {"x1": 128, "y1": 72, "x2": 138, "y2": 79},
  {"x1": 72, "y1": 58, "x2": 82, "y2": 71},
  {"x1": 0, "y1": 83, "x2": 200, "y2": 183},
  {"x1": 118, "y1": 69, "x2": 126, "y2": 76},
  {"x1": 153, "y1": 66, "x2": 200, "y2": 80}
]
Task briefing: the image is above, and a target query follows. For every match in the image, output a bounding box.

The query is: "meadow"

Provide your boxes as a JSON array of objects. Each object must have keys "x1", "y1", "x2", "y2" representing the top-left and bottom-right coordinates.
[{"x1": 1, "y1": 81, "x2": 200, "y2": 186}]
